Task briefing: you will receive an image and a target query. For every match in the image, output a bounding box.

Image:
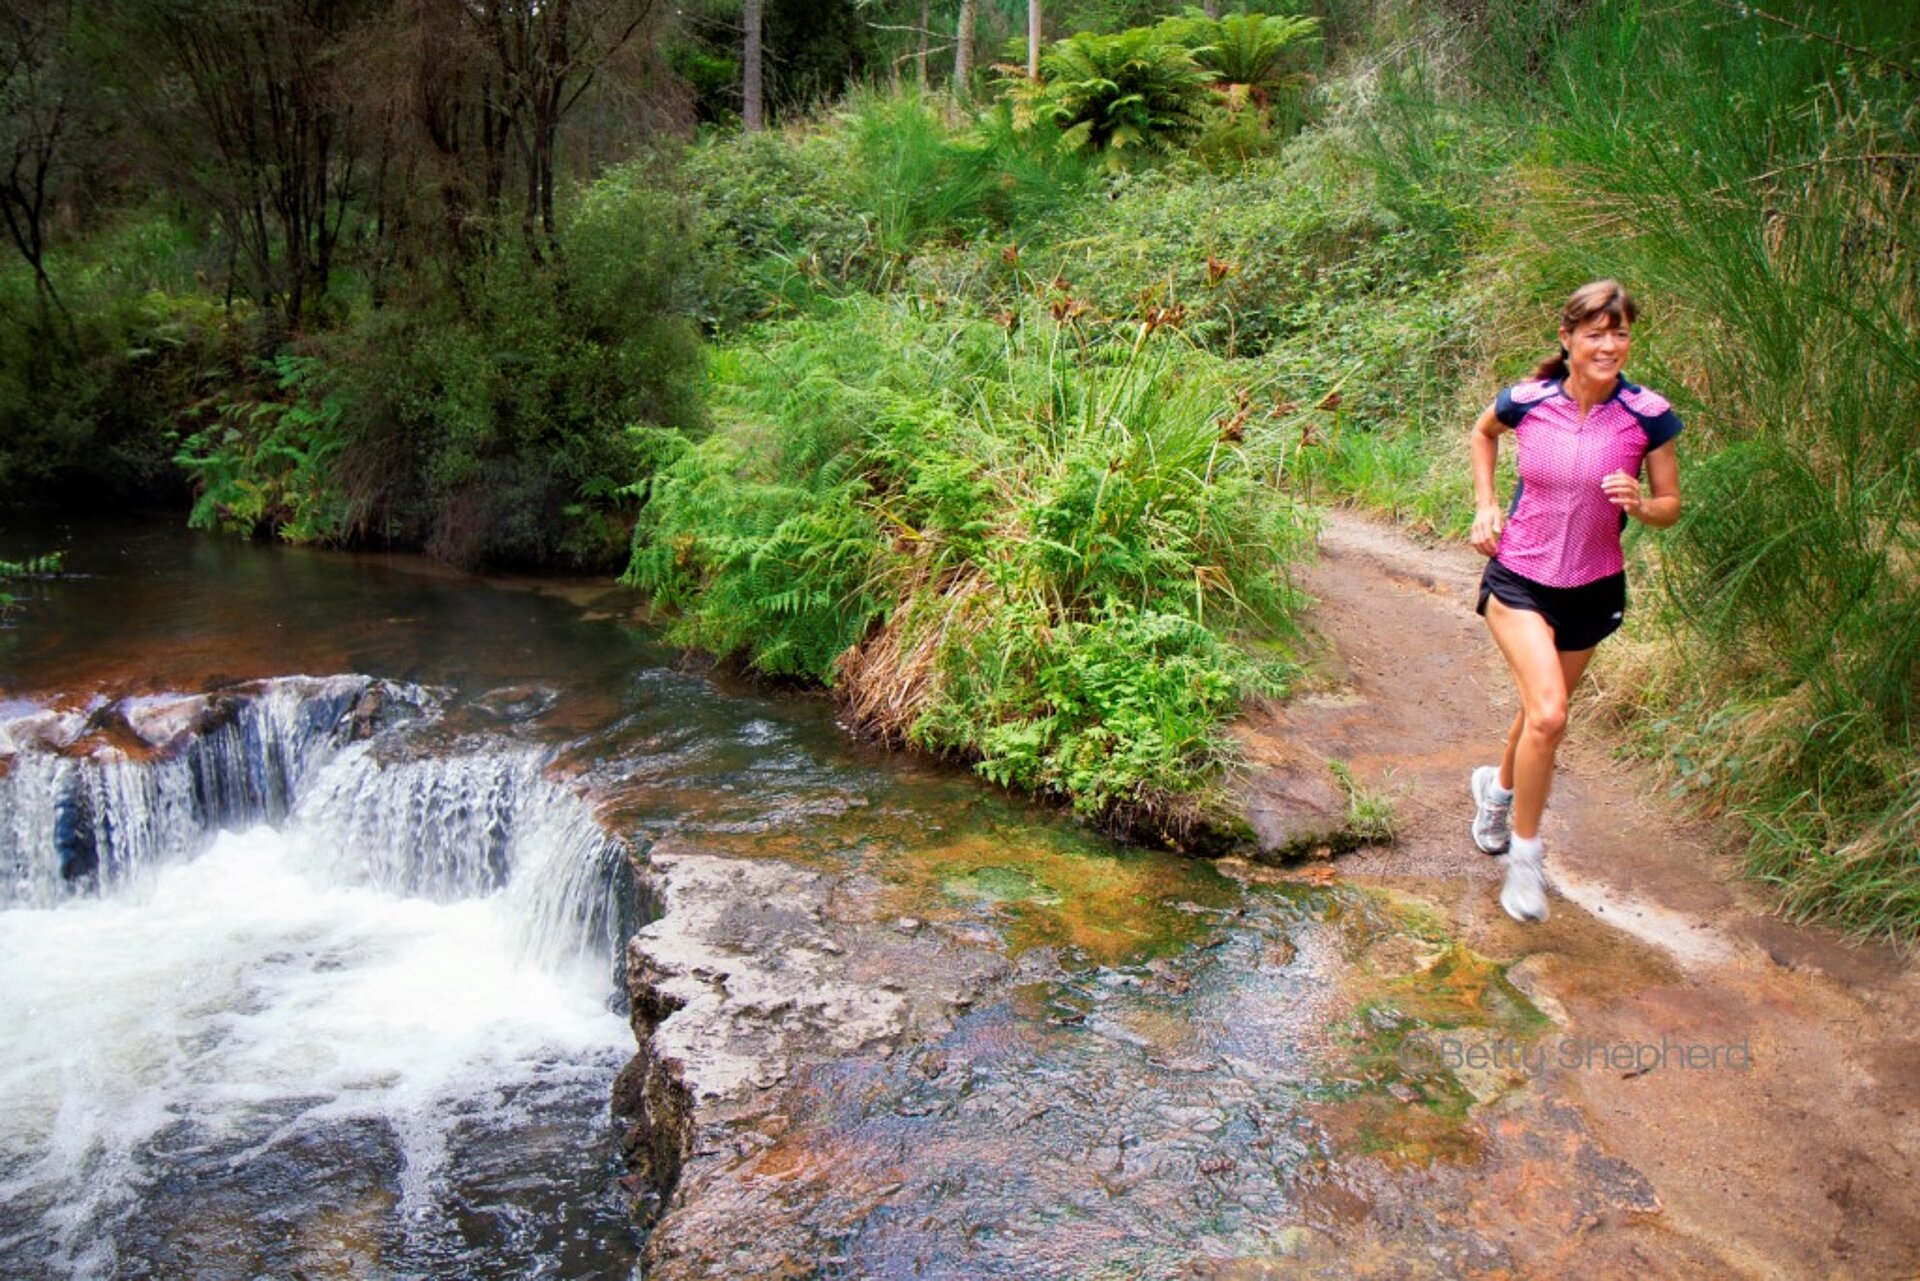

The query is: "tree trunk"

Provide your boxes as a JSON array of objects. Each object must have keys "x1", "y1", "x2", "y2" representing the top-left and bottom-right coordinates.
[
  {"x1": 742, "y1": 0, "x2": 764, "y2": 131},
  {"x1": 915, "y1": 0, "x2": 930, "y2": 90},
  {"x1": 1202, "y1": 0, "x2": 1218, "y2": 17},
  {"x1": 953, "y1": 0, "x2": 976, "y2": 98},
  {"x1": 1026, "y1": 0, "x2": 1040, "y2": 79}
]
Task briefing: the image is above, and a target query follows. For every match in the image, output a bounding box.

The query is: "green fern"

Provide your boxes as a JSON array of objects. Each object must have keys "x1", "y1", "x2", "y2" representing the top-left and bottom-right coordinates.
[
  {"x1": 1000, "y1": 28, "x2": 1217, "y2": 164},
  {"x1": 1159, "y1": 10, "x2": 1320, "y2": 107},
  {"x1": 626, "y1": 295, "x2": 1308, "y2": 832}
]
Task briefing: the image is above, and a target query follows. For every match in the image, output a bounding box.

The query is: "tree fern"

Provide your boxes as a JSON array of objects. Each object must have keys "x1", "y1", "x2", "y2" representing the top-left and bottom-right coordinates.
[{"x1": 999, "y1": 28, "x2": 1216, "y2": 164}]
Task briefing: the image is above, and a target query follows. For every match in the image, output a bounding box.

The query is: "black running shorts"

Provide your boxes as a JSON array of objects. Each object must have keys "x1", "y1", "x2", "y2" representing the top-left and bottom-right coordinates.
[{"x1": 1476, "y1": 558, "x2": 1626, "y2": 653}]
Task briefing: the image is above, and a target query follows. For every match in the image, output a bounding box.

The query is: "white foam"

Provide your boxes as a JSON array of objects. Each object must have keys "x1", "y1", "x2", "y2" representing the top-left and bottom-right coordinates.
[{"x1": 0, "y1": 825, "x2": 629, "y2": 1266}]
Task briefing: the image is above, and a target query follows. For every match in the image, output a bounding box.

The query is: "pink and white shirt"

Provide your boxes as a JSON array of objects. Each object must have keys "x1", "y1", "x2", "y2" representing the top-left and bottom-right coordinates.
[{"x1": 1493, "y1": 377, "x2": 1683, "y2": 588}]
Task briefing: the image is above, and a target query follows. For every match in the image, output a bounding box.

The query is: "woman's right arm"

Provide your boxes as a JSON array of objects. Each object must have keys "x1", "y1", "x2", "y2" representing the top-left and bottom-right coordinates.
[{"x1": 1469, "y1": 403, "x2": 1506, "y2": 556}]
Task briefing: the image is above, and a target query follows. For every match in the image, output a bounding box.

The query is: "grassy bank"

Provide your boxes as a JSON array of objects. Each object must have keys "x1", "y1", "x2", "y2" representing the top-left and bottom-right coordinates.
[
  {"x1": 656, "y1": 0, "x2": 1917, "y2": 939},
  {"x1": 626, "y1": 295, "x2": 1309, "y2": 837}
]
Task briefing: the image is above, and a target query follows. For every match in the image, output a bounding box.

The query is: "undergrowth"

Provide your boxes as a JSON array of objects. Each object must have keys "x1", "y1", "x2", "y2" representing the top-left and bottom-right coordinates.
[
  {"x1": 626, "y1": 295, "x2": 1310, "y2": 835},
  {"x1": 668, "y1": 0, "x2": 1919, "y2": 937}
]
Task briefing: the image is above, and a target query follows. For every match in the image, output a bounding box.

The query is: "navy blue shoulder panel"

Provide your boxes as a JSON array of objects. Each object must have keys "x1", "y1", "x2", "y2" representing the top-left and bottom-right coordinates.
[
  {"x1": 1618, "y1": 378, "x2": 1683, "y2": 449},
  {"x1": 1494, "y1": 379, "x2": 1557, "y2": 429}
]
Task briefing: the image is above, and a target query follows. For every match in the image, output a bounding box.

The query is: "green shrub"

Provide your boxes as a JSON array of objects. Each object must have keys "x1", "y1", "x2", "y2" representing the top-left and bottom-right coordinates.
[
  {"x1": 177, "y1": 165, "x2": 707, "y2": 569},
  {"x1": 681, "y1": 125, "x2": 872, "y2": 327},
  {"x1": 1001, "y1": 28, "x2": 1219, "y2": 164},
  {"x1": 0, "y1": 212, "x2": 247, "y2": 506},
  {"x1": 628, "y1": 295, "x2": 1307, "y2": 831},
  {"x1": 173, "y1": 353, "x2": 352, "y2": 543},
  {"x1": 840, "y1": 87, "x2": 994, "y2": 258}
]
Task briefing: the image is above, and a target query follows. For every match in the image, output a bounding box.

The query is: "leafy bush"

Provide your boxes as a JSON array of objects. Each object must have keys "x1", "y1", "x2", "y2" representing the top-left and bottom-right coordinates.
[
  {"x1": 681, "y1": 125, "x2": 873, "y2": 327},
  {"x1": 628, "y1": 295, "x2": 1307, "y2": 832},
  {"x1": 681, "y1": 92, "x2": 1099, "y2": 329},
  {"x1": 174, "y1": 354, "x2": 352, "y2": 543},
  {"x1": 177, "y1": 165, "x2": 705, "y2": 569},
  {"x1": 0, "y1": 212, "x2": 246, "y2": 506},
  {"x1": 1001, "y1": 28, "x2": 1218, "y2": 163}
]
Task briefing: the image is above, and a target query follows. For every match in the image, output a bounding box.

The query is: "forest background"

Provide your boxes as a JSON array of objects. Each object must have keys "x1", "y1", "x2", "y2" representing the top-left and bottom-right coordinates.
[{"x1": 2, "y1": 0, "x2": 1915, "y2": 944}]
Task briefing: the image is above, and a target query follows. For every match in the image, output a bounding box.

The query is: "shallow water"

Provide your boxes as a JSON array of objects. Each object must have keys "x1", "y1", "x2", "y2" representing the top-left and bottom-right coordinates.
[{"x1": 0, "y1": 518, "x2": 1540, "y2": 1278}]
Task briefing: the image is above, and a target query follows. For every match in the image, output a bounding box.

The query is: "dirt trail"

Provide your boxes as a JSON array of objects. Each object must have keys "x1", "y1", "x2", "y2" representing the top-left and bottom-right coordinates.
[{"x1": 1235, "y1": 509, "x2": 1920, "y2": 1278}]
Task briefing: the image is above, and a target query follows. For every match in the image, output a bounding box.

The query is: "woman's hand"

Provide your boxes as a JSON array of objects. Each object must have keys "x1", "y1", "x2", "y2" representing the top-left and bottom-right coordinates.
[
  {"x1": 1601, "y1": 470, "x2": 1643, "y2": 519},
  {"x1": 1471, "y1": 502, "x2": 1504, "y2": 556}
]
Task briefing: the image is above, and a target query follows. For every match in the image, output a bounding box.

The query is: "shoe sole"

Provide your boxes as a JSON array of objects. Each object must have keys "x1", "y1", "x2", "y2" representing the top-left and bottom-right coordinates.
[{"x1": 1500, "y1": 885, "x2": 1549, "y2": 923}]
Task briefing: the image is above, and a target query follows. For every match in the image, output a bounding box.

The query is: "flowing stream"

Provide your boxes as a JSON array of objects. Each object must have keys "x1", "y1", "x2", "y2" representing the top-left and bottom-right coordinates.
[
  {"x1": 0, "y1": 518, "x2": 1554, "y2": 1279},
  {"x1": 0, "y1": 521, "x2": 690, "y2": 1278},
  {"x1": 0, "y1": 674, "x2": 640, "y2": 1278}
]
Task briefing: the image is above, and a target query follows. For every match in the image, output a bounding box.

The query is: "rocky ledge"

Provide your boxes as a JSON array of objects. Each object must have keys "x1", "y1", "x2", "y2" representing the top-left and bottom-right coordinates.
[{"x1": 612, "y1": 841, "x2": 1013, "y2": 1271}]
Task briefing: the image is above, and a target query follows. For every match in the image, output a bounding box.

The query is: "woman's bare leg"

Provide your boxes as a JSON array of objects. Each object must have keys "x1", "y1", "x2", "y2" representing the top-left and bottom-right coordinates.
[
  {"x1": 1484, "y1": 599, "x2": 1593, "y2": 840},
  {"x1": 1495, "y1": 647, "x2": 1595, "y2": 797}
]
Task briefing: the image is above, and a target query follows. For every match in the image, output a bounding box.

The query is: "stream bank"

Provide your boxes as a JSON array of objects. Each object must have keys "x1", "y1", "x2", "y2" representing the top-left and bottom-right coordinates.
[{"x1": 608, "y1": 510, "x2": 1919, "y2": 1278}]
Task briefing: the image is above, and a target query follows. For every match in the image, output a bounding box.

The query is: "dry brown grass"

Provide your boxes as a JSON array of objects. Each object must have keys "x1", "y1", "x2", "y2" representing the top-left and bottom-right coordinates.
[{"x1": 835, "y1": 564, "x2": 988, "y2": 744}]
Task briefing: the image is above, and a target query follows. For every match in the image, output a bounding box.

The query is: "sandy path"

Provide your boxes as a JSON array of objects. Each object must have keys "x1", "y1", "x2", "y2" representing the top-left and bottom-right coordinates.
[{"x1": 1236, "y1": 508, "x2": 1920, "y2": 1278}]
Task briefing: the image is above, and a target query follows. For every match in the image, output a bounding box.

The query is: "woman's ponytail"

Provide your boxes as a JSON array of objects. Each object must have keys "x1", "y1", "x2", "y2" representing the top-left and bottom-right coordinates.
[{"x1": 1530, "y1": 344, "x2": 1571, "y2": 381}]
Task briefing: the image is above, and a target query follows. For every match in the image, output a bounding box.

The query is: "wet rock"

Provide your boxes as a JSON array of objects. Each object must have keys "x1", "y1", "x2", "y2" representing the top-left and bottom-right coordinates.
[
  {"x1": 471, "y1": 684, "x2": 560, "y2": 722},
  {"x1": 1231, "y1": 732, "x2": 1353, "y2": 859},
  {"x1": 619, "y1": 839, "x2": 1012, "y2": 1274},
  {"x1": 623, "y1": 844, "x2": 1007, "y2": 1107}
]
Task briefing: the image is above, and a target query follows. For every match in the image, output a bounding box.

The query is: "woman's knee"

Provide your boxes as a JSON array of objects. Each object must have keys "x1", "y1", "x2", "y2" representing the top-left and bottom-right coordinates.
[{"x1": 1523, "y1": 698, "x2": 1569, "y2": 742}]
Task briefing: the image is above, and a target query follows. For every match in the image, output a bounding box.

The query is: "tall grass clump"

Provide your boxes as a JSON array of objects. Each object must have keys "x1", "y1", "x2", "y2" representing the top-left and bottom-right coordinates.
[
  {"x1": 1449, "y1": 0, "x2": 1920, "y2": 943},
  {"x1": 627, "y1": 295, "x2": 1310, "y2": 835}
]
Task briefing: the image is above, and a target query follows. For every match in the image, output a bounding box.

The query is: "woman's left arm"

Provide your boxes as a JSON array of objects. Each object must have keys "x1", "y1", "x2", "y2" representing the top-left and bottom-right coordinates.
[{"x1": 1603, "y1": 441, "x2": 1682, "y2": 527}]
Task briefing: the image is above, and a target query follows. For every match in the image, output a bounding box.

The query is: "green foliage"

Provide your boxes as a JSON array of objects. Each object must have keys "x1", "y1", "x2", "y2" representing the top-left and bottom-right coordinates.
[
  {"x1": 1001, "y1": 28, "x2": 1218, "y2": 163},
  {"x1": 0, "y1": 548, "x2": 64, "y2": 618},
  {"x1": 1328, "y1": 759, "x2": 1398, "y2": 844},
  {"x1": 0, "y1": 210, "x2": 245, "y2": 506},
  {"x1": 681, "y1": 93, "x2": 1099, "y2": 329},
  {"x1": 628, "y1": 295, "x2": 1307, "y2": 830},
  {"x1": 680, "y1": 125, "x2": 873, "y2": 326},
  {"x1": 841, "y1": 87, "x2": 995, "y2": 258},
  {"x1": 0, "y1": 552, "x2": 63, "y2": 578},
  {"x1": 176, "y1": 165, "x2": 706, "y2": 569},
  {"x1": 173, "y1": 354, "x2": 351, "y2": 542},
  {"x1": 1160, "y1": 9, "x2": 1321, "y2": 108}
]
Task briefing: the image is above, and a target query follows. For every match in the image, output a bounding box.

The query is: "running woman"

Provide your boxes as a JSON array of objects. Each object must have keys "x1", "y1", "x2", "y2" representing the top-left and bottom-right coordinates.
[{"x1": 1467, "y1": 280, "x2": 1683, "y2": 923}]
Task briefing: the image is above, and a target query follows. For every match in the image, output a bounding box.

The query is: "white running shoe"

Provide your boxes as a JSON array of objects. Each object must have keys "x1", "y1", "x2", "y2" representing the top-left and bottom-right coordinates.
[
  {"x1": 1470, "y1": 765, "x2": 1511, "y2": 854},
  {"x1": 1501, "y1": 838, "x2": 1549, "y2": 923}
]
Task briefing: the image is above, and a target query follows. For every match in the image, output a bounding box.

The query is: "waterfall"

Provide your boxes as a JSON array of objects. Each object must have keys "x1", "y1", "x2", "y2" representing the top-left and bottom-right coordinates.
[
  {"x1": 0, "y1": 676, "x2": 387, "y2": 905},
  {"x1": 0, "y1": 676, "x2": 633, "y2": 971},
  {"x1": 0, "y1": 675, "x2": 641, "y2": 1278}
]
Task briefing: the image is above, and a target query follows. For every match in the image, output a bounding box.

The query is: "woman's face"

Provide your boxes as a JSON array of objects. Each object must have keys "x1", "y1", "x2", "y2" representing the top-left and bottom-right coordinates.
[{"x1": 1560, "y1": 312, "x2": 1632, "y2": 385}]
